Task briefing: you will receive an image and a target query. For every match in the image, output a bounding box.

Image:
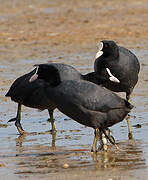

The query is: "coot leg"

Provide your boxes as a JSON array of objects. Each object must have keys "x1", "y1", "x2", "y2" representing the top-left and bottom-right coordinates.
[
  {"x1": 51, "y1": 131, "x2": 56, "y2": 149},
  {"x1": 126, "y1": 92, "x2": 133, "y2": 139},
  {"x1": 126, "y1": 90, "x2": 133, "y2": 139},
  {"x1": 126, "y1": 114, "x2": 133, "y2": 139},
  {"x1": 102, "y1": 128, "x2": 120, "y2": 151},
  {"x1": 15, "y1": 121, "x2": 26, "y2": 135},
  {"x1": 8, "y1": 103, "x2": 22, "y2": 123},
  {"x1": 91, "y1": 128, "x2": 99, "y2": 152},
  {"x1": 48, "y1": 109, "x2": 56, "y2": 133},
  {"x1": 12, "y1": 103, "x2": 26, "y2": 135}
]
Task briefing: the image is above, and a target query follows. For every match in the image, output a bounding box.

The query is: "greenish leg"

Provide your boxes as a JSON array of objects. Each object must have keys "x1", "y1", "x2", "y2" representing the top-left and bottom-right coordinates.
[
  {"x1": 14, "y1": 103, "x2": 26, "y2": 135},
  {"x1": 126, "y1": 114, "x2": 133, "y2": 139},
  {"x1": 51, "y1": 131, "x2": 56, "y2": 149},
  {"x1": 126, "y1": 93, "x2": 133, "y2": 139},
  {"x1": 8, "y1": 103, "x2": 27, "y2": 135},
  {"x1": 91, "y1": 128, "x2": 99, "y2": 152},
  {"x1": 48, "y1": 109, "x2": 56, "y2": 133},
  {"x1": 16, "y1": 103, "x2": 21, "y2": 120},
  {"x1": 8, "y1": 103, "x2": 21, "y2": 123}
]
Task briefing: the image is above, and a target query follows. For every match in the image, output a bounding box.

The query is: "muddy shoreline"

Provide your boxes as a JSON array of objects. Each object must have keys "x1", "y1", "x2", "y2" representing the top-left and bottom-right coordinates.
[
  {"x1": 0, "y1": 0, "x2": 148, "y2": 62},
  {"x1": 0, "y1": 0, "x2": 148, "y2": 179}
]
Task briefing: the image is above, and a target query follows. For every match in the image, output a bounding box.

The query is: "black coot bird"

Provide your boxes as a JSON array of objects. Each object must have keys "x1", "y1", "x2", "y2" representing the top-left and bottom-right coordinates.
[
  {"x1": 5, "y1": 63, "x2": 98, "y2": 135},
  {"x1": 94, "y1": 40, "x2": 140, "y2": 138},
  {"x1": 30, "y1": 64, "x2": 133, "y2": 151}
]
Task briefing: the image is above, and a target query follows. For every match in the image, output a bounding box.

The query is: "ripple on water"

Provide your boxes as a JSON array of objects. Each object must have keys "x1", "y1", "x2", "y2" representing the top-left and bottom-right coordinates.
[{"x1": 0, "y1": 49, "x2": 148, "y2": 179}]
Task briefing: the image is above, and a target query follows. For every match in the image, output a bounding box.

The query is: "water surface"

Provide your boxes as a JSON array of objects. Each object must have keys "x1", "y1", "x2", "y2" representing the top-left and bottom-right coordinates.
[{"x1": 0, "y1": 49, "x2": 148, "y2": 179}]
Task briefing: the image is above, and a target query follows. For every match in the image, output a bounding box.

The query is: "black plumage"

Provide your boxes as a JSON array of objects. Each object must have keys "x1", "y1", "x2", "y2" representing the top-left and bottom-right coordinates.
[
  {"x1": 5, "y1": 63, "x2": 98, "y2": 134},
  {"x1": 94, "y1": 40, "x2": 140, "y2": 139},
  {"x1": 32, "y1": 64, "x2": 133, "y2": 151},
  {"x1": 6, "y1": 69, "x2": 55, "y2": 110},
  {"x1": 94, "y1": 40, "x2": 140, "y2": 101}
]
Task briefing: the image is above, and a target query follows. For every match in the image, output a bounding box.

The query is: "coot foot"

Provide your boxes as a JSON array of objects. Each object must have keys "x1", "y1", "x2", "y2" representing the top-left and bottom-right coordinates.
[
  {"x1": 126, "y1": 114, "x2": 133, "y2": 139},
  {"x1": 15, "y1": 120, "x2": 27, "y2": 135},
  {"x1": 8, "y1": 103, "x2": 22, "y2": 123},
  {"x1": 100, "y1": 131, "x2": 108, "y2": 151},
  {"x1": 8, "y1": 117, "x2": 18, "y2": 123},
  {"x1": 128, "y1": 132, "x2": 133, "y2": 140},
  {"x1": 102, "y1": 128, "x2": 120, "y2": 151}
]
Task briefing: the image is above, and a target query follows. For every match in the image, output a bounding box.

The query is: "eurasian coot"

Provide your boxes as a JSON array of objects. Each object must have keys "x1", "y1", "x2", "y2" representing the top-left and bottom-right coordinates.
[
  {"x1": 94, "y1": 40, "x2": 140, "y2": 138},
  {"x1": 6, "y1": 63, "x2": 98, "y2": 135},
  {"x1": 30, "y1": 64, "x2": 133, "y2": 151}
]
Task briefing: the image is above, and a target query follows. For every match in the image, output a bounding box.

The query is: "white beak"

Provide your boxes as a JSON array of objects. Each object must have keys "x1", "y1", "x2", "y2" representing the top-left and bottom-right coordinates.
[
  {"x1": 29, "y1": 66, "x2": 39, "y2": 82},
  {"x1": 95, "y1": 42, "x2": 104, "y2": 59},
  {"x1": 29, "y1": 74, "x2": 38, "y2": 82}
]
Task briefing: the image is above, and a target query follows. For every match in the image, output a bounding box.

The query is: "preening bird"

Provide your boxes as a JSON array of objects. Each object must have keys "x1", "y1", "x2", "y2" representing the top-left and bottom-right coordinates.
[
  {"x1": 5, "y1": 63, "x2": 98, "y2": 135},
  {"x1": 30, "y1": 64, "x2": 133, "y2": 151}
]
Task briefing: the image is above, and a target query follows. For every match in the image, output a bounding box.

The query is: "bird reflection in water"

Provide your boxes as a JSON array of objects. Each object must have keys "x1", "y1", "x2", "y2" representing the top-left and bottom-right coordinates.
[
  {"x1": 13, "y1": 133, "x2": 146, "y2": 175},
  {"x1": 91, "y1": 140, "x2": 146, "y2": 170},
  {"x1": 15, "y1": 131, "x2": 56, "y2": 152}
]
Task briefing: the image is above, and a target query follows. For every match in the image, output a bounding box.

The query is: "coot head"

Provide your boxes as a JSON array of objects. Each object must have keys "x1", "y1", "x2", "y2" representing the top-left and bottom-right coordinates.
[
  {"x1": 95, "y1": 40, "x2": 119, "y2": 59},
  {"x1": 30, "y1": 64, "x2": 61, "y2": 87}
]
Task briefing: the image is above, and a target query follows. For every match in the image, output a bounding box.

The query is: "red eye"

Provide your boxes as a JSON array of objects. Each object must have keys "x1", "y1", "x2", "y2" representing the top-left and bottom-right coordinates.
[{"x1": 104, "y1": 44, "x2": 108, "y2": 48}]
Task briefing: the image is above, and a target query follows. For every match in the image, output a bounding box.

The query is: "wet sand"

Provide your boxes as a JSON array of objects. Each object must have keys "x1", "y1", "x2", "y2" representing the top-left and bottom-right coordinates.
[{"x1": 0, "y1": 0, "x2": 148, "y2": 179}]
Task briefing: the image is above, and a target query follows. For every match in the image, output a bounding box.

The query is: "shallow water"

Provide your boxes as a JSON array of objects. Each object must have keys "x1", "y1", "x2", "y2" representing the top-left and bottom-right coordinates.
[{"x1": 0, "y1": 49, "x2": 148, "y2": 179}]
